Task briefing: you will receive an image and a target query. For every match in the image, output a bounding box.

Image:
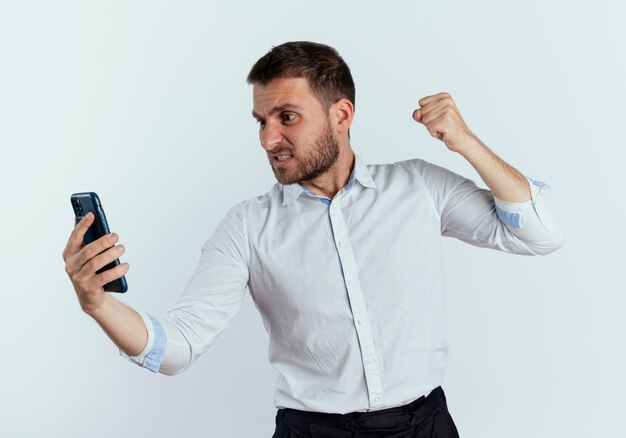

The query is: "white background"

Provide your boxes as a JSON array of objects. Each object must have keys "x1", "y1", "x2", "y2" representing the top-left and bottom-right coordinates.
[{"x1": 1, "y1": 1, "x2": 624, "y2": 437}]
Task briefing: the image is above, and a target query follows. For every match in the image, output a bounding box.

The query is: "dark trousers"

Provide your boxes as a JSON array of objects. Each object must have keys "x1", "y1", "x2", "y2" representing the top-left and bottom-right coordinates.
[{"x1": 272, "y1": 386, "x2": 460, "y2": 437}]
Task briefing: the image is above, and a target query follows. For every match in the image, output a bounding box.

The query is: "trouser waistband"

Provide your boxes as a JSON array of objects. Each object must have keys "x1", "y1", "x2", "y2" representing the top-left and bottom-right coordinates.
[{"x1": 278, "y1": 386, "x2": 446, "y2": 431}]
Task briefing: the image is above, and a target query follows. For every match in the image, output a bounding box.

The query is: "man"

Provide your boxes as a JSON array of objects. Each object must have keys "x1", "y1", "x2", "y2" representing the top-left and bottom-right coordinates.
[{"x1": 63, "y1": 41, "x2": 563, "y2": 437}]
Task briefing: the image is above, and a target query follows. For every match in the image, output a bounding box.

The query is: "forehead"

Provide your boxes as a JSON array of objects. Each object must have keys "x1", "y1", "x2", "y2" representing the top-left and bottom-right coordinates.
[{"x1": 252, "y1": 77, "x2": 321, "y2": 115}]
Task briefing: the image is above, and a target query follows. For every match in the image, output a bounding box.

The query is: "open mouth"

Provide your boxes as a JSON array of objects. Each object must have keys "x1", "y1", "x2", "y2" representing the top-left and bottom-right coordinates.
[{"x1": 272, "y1": 154, "x2": 293, "y2": 167}]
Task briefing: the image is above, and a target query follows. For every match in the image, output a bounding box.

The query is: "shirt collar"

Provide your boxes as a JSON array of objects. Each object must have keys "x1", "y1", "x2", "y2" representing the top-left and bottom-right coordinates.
[{"x1": 281, "y1": 152, "x2": 377, "y2": 206}]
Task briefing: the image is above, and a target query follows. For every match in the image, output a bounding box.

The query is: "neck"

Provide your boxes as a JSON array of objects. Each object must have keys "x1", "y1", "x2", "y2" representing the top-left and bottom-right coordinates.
[{"x1": 301, "y1": 147, "x2": 355, "y2": 199}]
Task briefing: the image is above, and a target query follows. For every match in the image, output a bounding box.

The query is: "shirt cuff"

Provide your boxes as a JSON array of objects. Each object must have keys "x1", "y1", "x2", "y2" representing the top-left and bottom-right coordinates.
[
  {"x1": 494, "y1": 177, "x2": 552, "y2": 229},
  {"x1": 119, "y1": 312, "x2": 167, "y2": 373}
]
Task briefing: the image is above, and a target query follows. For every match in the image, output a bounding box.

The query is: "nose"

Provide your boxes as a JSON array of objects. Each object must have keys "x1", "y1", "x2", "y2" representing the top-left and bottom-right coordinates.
[{"x1": 259, "y1": 121, "x2": 283, "y2": 151}]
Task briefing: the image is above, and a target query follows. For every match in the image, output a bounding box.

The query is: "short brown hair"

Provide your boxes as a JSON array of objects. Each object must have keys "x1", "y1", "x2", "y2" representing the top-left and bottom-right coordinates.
[{"x1": 247, "y1": 41, "x2": 355, "y2": 110}]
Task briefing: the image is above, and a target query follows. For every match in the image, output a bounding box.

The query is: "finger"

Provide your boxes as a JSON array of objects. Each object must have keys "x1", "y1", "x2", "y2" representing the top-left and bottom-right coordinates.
[
  {"x1": 419, "y1": 98, "x2": 461, "y2": 126},
  {"x1": 75, "y1": 244, "x2": 126, "y2": 282},
  {"x1": 94, "y1": 262, "x2": 129, "y2": 288},
  {"x1": 418, "y1": 94, "x2": 456, "y2": 117},
  {"x1": 423, "y1": 115, "x2": 451, "y2": 139},
  {"x1": 415, "y1": 92, "x2": 454, "y2": 121},
  {"x1": 419, "y1": 107, "x2": 452, "y2": 128},
  {"x1": 412, "y1": 108, "x2": 422, "y2": 122},
  {"x1": 65, "y1": 232, "x2": 119, "y2": 275},
  {"x1": 416, "y1": 98, "x2": 454, "y2": 127},
  {"x1": 418, "y1": 104, "x2": 444, "y2": 125},
  {"x1": 414, "y1": 115, "x2": 450, "y2": 138},
  {"x1": 74, "y1": 234, "x2": 121, "y2": 271},
  {"x1": 418, "y1": 91, "x2": 451, "y2": 108},
  {"x1": 417, "y1": 94, "x2": 437, "y2": 107},
  {"x1": 63, "y1": 212, "x2": 94, "y2": 261},
  {"x1": 74, "y1": 261, "x2": 129, "y2": 296}
]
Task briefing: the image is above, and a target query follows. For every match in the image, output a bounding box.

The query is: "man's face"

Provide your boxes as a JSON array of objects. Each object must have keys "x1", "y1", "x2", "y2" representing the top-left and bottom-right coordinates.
[{"x1": 252, "y1": 77, "x2": 340, "y2": 185}]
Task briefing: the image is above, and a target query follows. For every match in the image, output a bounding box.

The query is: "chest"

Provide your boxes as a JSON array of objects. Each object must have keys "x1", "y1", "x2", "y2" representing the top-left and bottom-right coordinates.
[{"x1": 245, "y1": 186, "x2": 442, "y2": 318}]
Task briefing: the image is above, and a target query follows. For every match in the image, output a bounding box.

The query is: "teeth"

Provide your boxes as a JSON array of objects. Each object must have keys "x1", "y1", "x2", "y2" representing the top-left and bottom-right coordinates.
[{"x1": 276, "y1": 155, "x2": 291, "y2": 161}]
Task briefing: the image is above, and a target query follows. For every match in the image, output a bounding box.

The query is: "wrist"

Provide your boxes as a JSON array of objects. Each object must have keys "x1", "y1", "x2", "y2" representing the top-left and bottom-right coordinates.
[
  {"x1": 453, "y1": 132, "x2": 484, "y2": 158},
  {"x1": 81, "y1": 292, "x2": 114, "y2": 319}
]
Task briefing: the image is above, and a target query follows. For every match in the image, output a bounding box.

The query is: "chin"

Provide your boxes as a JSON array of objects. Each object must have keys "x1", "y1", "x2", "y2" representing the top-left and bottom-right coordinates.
[{"x1": 272, "y1": 169, "x2": 295, "y2": 185}]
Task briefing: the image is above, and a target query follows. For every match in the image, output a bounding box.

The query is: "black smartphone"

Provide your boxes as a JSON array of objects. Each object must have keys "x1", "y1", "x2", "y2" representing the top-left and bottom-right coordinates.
[{"x1": 70, "y1": 192, "x2": 128, "y2": 293}]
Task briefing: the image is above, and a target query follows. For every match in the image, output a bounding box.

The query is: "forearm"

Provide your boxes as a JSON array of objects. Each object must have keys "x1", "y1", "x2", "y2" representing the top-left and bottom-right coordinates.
[
  {"x1": 413, "y1": 92, "x2": 530, "y2": 202},
  {"x1": 85, "y1": 293, "x2": 148, "y2": 357},
  {"x1": 458, "y1": 134, "x2": 530, "y2": 202}
]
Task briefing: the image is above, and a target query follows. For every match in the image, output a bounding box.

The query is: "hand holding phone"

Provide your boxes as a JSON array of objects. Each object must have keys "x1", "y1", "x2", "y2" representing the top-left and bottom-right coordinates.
[{"x1": 64, "y1": 193, "x2": 128, "y2": 300}]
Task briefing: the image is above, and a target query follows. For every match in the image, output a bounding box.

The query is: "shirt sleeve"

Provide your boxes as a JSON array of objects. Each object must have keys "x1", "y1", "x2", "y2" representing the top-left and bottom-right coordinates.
[
  {"x1": 118, "y1": 312, "x2": 167, "y2": 372},
  {"x1": 415, "y1": 160, "x2": 564, "y2": 255},
  {"x1": 121, "y1": 203, "x2": 250, "y2": 375}
]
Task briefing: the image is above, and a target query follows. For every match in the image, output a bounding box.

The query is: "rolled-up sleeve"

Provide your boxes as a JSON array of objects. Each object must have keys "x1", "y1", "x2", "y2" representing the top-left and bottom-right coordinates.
[
  {"x1": 119, "y1": 312, "x2": 167, "y2": 372},
  {"x1": 492, "y1": 177, "x2": 564, "y2": 254},
  {"x1": 417, "y1": 160, "x2": 564, "y2": 255}
]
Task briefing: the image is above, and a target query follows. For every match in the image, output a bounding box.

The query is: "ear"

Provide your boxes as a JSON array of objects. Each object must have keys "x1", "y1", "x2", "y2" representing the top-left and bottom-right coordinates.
[{"x1": 330, "y1": 98, "x2": 355, "y2": 135}]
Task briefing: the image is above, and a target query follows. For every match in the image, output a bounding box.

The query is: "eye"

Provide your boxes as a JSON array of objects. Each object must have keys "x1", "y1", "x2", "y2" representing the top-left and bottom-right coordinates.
[
  {"x1": 281, "y1": 113, "x2": 297, "y2": 123},
  {"x1": 255, "y1": 118, "x2": 266, "y2": 128}
]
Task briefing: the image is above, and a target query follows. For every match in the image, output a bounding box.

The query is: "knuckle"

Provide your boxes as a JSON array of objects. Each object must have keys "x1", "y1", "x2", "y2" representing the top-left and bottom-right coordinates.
[
  {"x1": 83, "y1": 257, "x2": 98, "y2": 274},
  {"x1": 100, "y1": 237, "x2": 111, "y2": 249},
  {"x1": 64, "y1": 256, "x2": 78, "y2": 276},
  {"x1": 74, "y1": 277, "x2": 88, "y2": 291},
  {"x1": 78, "y1": 219, "x2": 90, "y2": 231},
  {"x1": 94, "y1": 272, "x2": 107, "y2": 285},
  {"x1": 81, "y1": 243, "x2": 96, "y2": 260},
  {"x1": 96, "y1": 269, "x2": 114, "y2": 285}
]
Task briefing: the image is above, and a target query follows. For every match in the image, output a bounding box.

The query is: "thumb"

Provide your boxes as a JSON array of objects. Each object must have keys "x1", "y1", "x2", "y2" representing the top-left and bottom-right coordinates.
[{"x1": 412, "y1": 108, "x2": 422, "y2": 123}]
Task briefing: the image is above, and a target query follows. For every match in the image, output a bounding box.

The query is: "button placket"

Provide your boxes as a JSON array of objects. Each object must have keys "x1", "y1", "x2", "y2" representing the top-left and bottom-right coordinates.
[{"x1": 329, "y1": 196, "x2": 383, "y2": 408}]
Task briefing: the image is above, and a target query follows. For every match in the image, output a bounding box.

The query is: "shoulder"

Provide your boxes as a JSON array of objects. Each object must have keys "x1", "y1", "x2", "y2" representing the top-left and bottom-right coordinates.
[
  {"x1": 365, "y1": 158, "x2": 439, "y2": 188},
  {"x1": 207, "y1": 184, "x2": 280, "y2": 247},
  {"x1": 226, "y1": 183, "x2": 282, "y2": 218},
  {"x1": 366, "y1": 158, "x2": 438, "y2": 176},
  {"x1": 371, "y1": 158, "x2": 467, "y2": 183}
]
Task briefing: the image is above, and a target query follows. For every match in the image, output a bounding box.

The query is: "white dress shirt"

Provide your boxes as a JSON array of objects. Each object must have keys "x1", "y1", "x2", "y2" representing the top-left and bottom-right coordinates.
[{"x1": 121, "y1": 154, "x2": 563, "y2": 414}]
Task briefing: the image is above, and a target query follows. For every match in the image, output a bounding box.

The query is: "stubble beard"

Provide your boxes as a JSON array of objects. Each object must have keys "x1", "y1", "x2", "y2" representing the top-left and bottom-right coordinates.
[{"x1": 269, "y1": 123, "x2": 340, "y2": 185}]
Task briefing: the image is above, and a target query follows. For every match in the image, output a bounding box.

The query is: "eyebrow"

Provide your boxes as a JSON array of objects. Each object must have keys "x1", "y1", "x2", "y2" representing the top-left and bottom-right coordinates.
[{"x1": 252, "y1": 103, "x2": 303, "y2": 119}]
